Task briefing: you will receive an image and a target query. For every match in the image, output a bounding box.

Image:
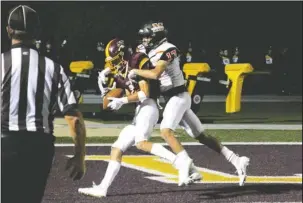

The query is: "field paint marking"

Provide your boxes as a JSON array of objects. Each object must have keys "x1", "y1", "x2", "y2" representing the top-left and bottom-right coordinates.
[
  {"x1": 82, "y1": 94, "x2": 302, "y2": 103},
  {"x1": 55, "y1": 142, "x2": 302, "y2": 147},
  {"x1": 55, "y1": 123, "x2": 302, "y2": 130},
  {"x1": 68, "y1": 155, "x2": 302, "y2": 184},
  {"x1": 66, "y1": 155, "x2": 177, "y2": 184}
]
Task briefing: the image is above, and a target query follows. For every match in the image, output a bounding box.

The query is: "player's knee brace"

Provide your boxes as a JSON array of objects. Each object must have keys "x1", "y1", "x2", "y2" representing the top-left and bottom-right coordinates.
[{"x1": 112, "y1": 125, "x2": 136, "y2": 152}]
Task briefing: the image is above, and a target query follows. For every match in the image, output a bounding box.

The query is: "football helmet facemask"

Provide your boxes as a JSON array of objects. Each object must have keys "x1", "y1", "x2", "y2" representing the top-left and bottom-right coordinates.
[
  {"x1": 138, "y1": 21, "x2": 168, "y2": 49},
  {"x1": 105, "y1": 38, "x2": 130, "y2": 73}
]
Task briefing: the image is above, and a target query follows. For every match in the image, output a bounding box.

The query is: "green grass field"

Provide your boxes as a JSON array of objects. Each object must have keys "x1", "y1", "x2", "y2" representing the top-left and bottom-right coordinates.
[
  {"x1": 54, "y1": 101, "x2": 302, "y2": 144},
  {"x1": 55, "y1": 129, "x2": 302, "y2": 143},
  {"x1": 79, "y1": 102, "x2": 302, "y2": 124}
]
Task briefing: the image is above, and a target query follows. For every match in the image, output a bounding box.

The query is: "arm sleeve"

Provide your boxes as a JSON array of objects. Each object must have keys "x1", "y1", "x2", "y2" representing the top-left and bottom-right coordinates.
[
  {"x1": 138, "y1": 57, "x2": 150, "y2": 70},
  {"x1": 57, "y1": 65, "x2": 78, "y2": 115}
]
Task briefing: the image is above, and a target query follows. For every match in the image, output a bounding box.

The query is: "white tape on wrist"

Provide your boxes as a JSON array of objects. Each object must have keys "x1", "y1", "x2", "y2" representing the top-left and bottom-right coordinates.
[
  {"x1": 138, "y1": 91, "x2": 147, "y2": 102},
  {"x1": 121, "y1": 97, "x2": 129, "y2": 104}
]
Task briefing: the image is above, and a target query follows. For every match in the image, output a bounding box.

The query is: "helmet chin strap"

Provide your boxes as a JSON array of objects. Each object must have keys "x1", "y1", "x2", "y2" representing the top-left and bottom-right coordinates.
[{"x1": 159, "y1": 38, "x2": 167, "y2": 44}]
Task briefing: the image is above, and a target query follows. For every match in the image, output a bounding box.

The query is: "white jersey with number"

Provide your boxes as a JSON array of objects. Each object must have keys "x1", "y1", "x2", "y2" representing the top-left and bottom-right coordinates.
[{"x1": 148, "y1": 41, "x2": 185, "y2": 92}]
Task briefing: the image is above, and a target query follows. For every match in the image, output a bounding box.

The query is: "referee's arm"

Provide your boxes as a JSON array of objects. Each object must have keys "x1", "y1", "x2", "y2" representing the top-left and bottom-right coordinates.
[{"x1": 57, "y1": 66, "x2": 86, "y2": 180}]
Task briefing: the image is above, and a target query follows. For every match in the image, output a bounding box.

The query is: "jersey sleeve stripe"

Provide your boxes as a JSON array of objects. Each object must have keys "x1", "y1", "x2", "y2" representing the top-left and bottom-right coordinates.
[{"x1": 139, "y1": 57, "x2": 149, "y2": 69}]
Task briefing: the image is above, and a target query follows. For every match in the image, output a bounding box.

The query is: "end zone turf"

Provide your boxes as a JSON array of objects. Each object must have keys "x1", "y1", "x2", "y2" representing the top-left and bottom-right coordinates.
[{"x1": 54, "y1": 129, "x2": 302, "y2": 143}]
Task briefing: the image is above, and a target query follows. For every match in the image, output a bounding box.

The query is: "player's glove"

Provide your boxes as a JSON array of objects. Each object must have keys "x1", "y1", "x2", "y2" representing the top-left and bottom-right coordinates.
[
  {"x1": 98, "y1": 67, "x2": 111, "y2": 84},
  {"x1": 107, "y1": 97, "x2": 128, "y2": 110},
  {"x1": 99, "y1": 82, "x2": 117, "y2": 98},
  {"x1": 98, "y1": 67, "x2": 117, "y2": 98},
  {"x1": 128, "y1": 69, "x2": 137, "y2": 81}
]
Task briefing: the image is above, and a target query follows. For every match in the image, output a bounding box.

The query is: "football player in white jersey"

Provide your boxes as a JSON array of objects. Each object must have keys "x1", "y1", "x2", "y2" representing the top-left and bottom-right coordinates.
[
  {"x1": 129, "y1": 21, "x2": 250, "y2": 186},
  {"x1": 136, "y1": 42, "x2": 164, "y2": 110},
  {"x1": 78, "y1": 39, "x2": 201, "y2": 198}
]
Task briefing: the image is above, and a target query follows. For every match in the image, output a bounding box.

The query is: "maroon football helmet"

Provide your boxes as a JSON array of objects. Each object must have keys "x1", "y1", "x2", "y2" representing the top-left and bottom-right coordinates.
[{"x1": 104, "y1": 38, "x2": 131, "y2": 74}]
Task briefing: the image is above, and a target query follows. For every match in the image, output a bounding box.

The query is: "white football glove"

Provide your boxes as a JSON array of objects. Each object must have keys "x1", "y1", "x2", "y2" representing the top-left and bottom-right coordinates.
[
  {"x1": 98, "y1": 67, "x2": 111, "y2": 84},
  {"x1": 107, "y1": 97, "x2": 128, "y2": 111},
  {"x1": 99, "y1": 82, "x2": 117, "y2": 98},
  {"x1": 98, "y1": 68, "x2": 116, "y2": 98},
  {"x1": 128, "y1": 69, "x2": 137, "y2": 81}
]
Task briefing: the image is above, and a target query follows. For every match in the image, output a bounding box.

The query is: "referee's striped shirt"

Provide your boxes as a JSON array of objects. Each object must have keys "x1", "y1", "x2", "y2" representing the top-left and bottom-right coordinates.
[{"x1": 1, "y1": 43, "x2": 77, "y2": 134}]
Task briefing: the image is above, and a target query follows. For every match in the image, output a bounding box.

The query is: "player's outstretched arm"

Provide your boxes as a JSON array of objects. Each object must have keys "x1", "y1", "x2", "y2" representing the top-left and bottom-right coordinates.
[
  {"x1": 107, "y1": 79, "x2": 151, "y2": 110},
  {"x1": 108, "y1": 79, "x2": 150, "y2": 105},
  {"x1": 130, "y1": 47, "x2": 179, "y2": 80},
  {"x1": 131, "y1": 60, "x2": 168, "y2": 80}
]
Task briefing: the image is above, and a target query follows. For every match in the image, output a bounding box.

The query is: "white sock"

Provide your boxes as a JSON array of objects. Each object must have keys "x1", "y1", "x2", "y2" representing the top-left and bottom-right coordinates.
[
  {"x1": 173, "y1": 150, "x2": 191, "y2": 169},
  {"x1": 151, "y1": 143, "x2": 176, "y2": 163},
  {"x1": 221, "y1": 146, "x2": 239, "y2": 166},
  {"x1": 100, "y1": 160, "x2": 121, "y2": 190}
]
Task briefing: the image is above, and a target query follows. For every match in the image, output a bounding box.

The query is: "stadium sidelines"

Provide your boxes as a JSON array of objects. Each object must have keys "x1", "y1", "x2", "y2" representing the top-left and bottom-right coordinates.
[
  {"x1": 55, "y1": 142, "x2": 302, "y2": 147},
  {"x1": 54, "y1": 123, "x2": 302, "y2": 130}
]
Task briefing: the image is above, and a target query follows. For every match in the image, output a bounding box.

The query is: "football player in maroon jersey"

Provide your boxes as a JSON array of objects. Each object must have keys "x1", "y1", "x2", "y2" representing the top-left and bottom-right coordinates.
[{"x1": 78, "y1": 39, "x2": 201, "y2": 198}]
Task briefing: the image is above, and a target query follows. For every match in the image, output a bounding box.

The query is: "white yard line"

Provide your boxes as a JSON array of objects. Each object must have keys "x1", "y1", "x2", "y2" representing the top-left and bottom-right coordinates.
[
  {"x1": 82, "y1": 94, "x2": 302, "y2": 104},
  {"x1": 55, "y1": 123, "x2": 302, "y2": 130},
  {"x1": 55, "y1": 142, "x2": 302, "y2": 147}
]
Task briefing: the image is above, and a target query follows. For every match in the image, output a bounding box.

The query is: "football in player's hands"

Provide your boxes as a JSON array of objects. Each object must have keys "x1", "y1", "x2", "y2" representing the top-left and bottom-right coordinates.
[{"x1": 102, "y1": 88, "x2": 124, "y2": 110}]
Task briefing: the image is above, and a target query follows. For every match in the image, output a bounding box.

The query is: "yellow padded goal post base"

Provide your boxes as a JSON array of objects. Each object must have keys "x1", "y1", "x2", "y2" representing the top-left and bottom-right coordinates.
[
  {"x1": 225, "y1": 63, "x2": 254, "y2": 113},
  {"x1": 69, "y1": 61, "x2": 94, "y2": 73},
  {"x1": 183, "y1": 63, "x2": 211, "y2": 96}
]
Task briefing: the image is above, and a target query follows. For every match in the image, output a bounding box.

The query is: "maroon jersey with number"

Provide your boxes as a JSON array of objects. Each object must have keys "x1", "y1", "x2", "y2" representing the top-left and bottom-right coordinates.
[{"x1": 114, "y1": 52, "x2": 160, "y2": 99}]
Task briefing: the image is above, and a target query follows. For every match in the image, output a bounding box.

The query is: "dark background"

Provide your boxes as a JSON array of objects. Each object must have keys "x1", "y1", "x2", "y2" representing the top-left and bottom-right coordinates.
[{"x1": 1, "y1": 1, "x2": 302, "y2": 95}]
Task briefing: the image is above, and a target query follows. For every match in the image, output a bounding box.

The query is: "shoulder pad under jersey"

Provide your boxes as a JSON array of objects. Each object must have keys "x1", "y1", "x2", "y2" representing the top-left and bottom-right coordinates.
[{"x1": 128, "y1": 52, "x2": 150, "y2": 70}]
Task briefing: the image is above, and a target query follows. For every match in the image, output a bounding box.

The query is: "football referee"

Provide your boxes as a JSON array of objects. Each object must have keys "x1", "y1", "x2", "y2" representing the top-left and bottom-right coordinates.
[{"x1": 1, "y1": 5, "x2": 87, "y2": 203}]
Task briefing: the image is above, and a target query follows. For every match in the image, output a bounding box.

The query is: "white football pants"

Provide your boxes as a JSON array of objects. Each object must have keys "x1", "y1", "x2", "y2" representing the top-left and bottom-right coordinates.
[
  {"x1": 160, "y1": 91, "x2": 204, "y2": 138},
  {"x1": 112, "y1": 98, "x2": 159, "y2": 151}
]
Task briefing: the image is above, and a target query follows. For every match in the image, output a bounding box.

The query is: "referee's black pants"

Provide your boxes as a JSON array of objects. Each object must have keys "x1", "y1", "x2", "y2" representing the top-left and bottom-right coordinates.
[{"x1": 1, "y1": 131, "x2": 55, "y2": 203}]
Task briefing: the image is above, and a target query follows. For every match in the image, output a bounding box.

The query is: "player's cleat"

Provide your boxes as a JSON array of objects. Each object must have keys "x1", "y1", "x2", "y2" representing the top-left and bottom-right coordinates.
[
  {"x1": 78, "y1": 182, "x2": 107, "y2": 198},
  {"x1": 183, "y1": 163, "x2": 203, "y2": 185},
  {"x1": 235, "y1": 156, "x2": 250, "y2": 186},
  {"x1": 186, "y1": 163, "x2": 203, "y2": 185},
  {"x1": 178, "y1": 158, "x2": 193, "y2": 186}
]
